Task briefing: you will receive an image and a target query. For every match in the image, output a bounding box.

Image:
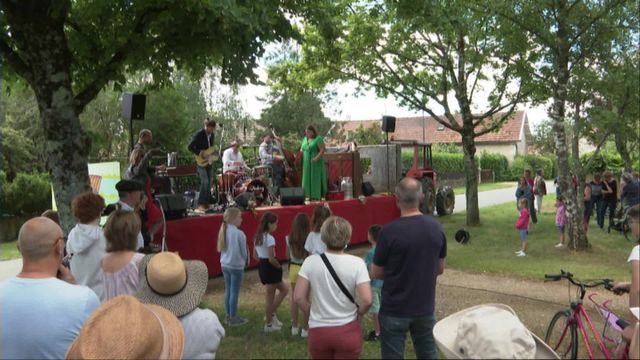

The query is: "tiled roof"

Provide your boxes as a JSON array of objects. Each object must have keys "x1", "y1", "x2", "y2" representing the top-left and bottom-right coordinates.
[{"x1": 338, "y1": 110, "x2": 527, "y2": 144}]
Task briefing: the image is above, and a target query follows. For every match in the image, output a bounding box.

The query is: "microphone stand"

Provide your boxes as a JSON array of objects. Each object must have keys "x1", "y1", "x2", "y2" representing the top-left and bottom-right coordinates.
[
  {"x1": 216, "y1": 125, "x2": 226, "y2": 206},
  {"x1": 154, "y1": 198, "x2": 167, "y2": 252}
]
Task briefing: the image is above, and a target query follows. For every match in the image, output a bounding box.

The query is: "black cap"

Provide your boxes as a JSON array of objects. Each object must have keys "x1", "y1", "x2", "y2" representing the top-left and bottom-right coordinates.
[{"x1": 115, "y1": 179, "x2": 144, "y2": 193}]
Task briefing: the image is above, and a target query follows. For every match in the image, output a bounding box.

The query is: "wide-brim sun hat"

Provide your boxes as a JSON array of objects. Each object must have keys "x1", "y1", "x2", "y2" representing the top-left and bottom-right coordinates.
[
  {"x1": 433, "y1": 303, "x2": 559, "y2": 359},
  {"x1": 135, "y1": 252, "x2": 208, "y2": 317},
  {"x1": 65, "y1": 295, "x2": 184, "y2": 359}
]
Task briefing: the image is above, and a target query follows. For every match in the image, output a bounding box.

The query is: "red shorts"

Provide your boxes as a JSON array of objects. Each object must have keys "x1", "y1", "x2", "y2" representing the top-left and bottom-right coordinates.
[{"x1": 308, "y1": 320, "x2": 362, "y2": 359}]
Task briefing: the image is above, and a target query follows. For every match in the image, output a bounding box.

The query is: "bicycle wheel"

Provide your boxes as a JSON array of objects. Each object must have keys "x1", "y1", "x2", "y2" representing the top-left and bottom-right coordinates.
[
  {"x1": 622, "y1": 219, "x2": 634, "y2": 242},
  {"x1": 545, "y1": 310, "x2": 578, "y2": 359}
]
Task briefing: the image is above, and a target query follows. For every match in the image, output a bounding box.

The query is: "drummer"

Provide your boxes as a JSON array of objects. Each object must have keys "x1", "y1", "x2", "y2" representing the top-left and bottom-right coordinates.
[
  {"x1": 259, "y1": 134, "x2": 285, "y2": 193},
  {"x1": 222, "y1": 139, "x2": 250, "y2": 174}
]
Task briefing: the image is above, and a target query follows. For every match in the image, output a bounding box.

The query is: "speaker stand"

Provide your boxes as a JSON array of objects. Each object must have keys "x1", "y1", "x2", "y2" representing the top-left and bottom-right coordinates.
[{"x1": 385, "y1": 132, "x2": 390, "y2": 193}]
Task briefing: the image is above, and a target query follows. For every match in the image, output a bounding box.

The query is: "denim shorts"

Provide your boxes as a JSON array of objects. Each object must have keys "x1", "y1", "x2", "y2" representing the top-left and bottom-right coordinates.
[
  {"x1": 557, "y1": 225, "x2": 565, "y2": 233},
  {"x1": 519, "y1": 229, "x2": 528, "y2": 241}
]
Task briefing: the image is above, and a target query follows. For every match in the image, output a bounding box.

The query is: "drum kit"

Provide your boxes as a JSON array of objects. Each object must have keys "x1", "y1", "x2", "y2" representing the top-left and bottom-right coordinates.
[{"x1": 216, "y1": 165, "x2": 276, "y2": 208}]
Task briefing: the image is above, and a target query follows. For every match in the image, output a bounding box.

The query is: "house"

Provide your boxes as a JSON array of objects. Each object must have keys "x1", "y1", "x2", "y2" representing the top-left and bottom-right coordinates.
[{"x1": 338, "y1": 110, "x2": 532, "y2": 163}]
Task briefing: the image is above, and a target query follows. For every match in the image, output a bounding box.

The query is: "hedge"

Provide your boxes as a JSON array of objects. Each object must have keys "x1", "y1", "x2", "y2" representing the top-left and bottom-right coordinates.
[
  {"x1": 580, "y1": 151, "x2": 624, "y2": 176},
  {"x1": 510, "y1": 155, "x2": 555, "y2": 180},
  {"x1": 480, "y1": 152, "x2": 509, "y2": 181},
  {"x1": 401, "y1": 150, "x2": 470, "y2": 173},
  {"x1": 1, "y1": 172, "x2": 51, "y2": 216}
]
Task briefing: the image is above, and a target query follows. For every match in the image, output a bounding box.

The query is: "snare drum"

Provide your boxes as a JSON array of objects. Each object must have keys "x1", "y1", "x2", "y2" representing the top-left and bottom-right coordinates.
[{"x1": 253, "y1": 165, "x2": 273, "y2": 179}]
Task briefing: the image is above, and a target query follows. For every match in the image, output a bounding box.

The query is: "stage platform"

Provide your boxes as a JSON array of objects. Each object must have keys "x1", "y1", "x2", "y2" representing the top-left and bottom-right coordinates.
[{"x1": 157, "y1": 195, "x2": 400, "y2": 277}]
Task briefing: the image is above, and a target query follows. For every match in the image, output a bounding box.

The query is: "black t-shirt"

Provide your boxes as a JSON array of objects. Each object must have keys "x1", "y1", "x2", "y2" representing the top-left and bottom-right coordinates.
[
  {"x1": 373, "y1": 214, "x2": 447, "y2": 317},
  {"x1": 603, "y1": 180, "x2": 617, "y2": 202}
]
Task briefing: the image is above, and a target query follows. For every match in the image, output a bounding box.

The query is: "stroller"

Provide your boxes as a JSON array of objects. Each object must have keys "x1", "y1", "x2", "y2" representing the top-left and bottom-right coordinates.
[
  {"x1": 434, "y1": 304, "x2": 559, "y2": 359},
  {"x1": 607, "y1": 204, "x2": 633, "y2": 241}
]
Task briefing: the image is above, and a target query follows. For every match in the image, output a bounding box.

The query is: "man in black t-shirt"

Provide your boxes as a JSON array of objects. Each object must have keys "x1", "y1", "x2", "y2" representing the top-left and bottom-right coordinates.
[{"x1": 372, "y1": 177, "x2": 447, "y2": 359}]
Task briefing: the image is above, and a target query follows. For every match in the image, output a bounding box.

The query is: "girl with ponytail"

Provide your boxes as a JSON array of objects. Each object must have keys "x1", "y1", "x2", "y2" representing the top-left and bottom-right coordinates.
[{"x1": 218, "y1": 207, "x2": 249, "y2": 326}]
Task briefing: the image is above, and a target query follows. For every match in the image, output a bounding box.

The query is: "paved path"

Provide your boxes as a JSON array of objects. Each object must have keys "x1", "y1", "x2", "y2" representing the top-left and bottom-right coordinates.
[{"x1": 453, "y1": 180, "x2": 556, "y2": 214}]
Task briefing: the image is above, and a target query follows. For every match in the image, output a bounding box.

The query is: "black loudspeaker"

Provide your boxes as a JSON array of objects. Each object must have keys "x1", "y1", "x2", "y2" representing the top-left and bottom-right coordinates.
[
  {"x1": 381, "y1": 115, "x2": 396, "y2": 132},
  {"x1": 122, "y1": 93, "x2": 146, "y2": 120},
  {"x1": 155, "y1": 194, "x2": 187, "y2": 220},
  {"x1": 280, "y1": 187, "x2": 305, "y2": 206},
  {"x1": 362, "y1": 182, "x2": 375, "y2": 196}
]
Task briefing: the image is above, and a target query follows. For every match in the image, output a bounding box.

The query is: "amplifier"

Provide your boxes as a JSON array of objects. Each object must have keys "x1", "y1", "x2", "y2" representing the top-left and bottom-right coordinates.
[{"x1": 155, "y1": 194, "x2": 187, "y2": 220}]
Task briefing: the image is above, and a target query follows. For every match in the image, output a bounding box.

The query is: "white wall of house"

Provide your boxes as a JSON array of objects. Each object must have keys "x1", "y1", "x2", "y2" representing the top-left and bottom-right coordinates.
[{"x1": 476, "y1": 143, "x2": 519, "y2": 164}]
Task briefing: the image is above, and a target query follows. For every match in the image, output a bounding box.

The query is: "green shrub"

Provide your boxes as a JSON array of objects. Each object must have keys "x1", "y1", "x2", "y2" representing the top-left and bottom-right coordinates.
[
  {"x1": 480, "y1": 152, "x2": 509, "y2": 181},
  {"x1": 3, "y1": 172, "x2": 51, "y2": 215},
  {"x1": 580, "y1": 151, "x2": 624, "y2": 176},
  {"x1": 510, "y1": 155, "x2": 554, "y2": 180},
  {"x1": 0, "y1": 170, "x2": 6, "y2": 215},
  {"x1": 402, "y1": 150, "x2": 468, "y2": 173}
]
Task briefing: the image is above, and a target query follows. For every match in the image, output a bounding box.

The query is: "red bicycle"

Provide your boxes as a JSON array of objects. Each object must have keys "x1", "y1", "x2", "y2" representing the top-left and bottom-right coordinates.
[{"x1": 544, "y1": 270, "x2": 629, "y2": 359}]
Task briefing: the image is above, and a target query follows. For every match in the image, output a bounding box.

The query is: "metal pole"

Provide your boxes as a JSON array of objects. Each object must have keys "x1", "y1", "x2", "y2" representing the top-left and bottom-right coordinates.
[
  {"x1": 386, "y1": 132, "x2": 390, "y2": 193},
  {"x1": 129, "y1": 118, "x2": 134, "y2": 155}
]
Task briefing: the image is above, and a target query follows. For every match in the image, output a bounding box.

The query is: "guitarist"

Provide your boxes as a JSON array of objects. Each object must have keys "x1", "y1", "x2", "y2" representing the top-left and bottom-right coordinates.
[{"x1": 188, "y1": 118, "x2": 217, "y2": 212}]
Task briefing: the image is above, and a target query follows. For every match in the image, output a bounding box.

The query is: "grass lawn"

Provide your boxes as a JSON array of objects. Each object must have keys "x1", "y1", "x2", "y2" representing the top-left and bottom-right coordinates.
[
  {"x1": 452, "y1": 181, "x2": 515, "y2": 195},
  {"x1": 202, "y1": 199, "x2": 637, "y2": 358},
  {"x1": 438, "y1": 199, "x2": 635, "y2": 281},
  {"x1": 0, "y1": 241, "x2": 20, "y2": 261}
]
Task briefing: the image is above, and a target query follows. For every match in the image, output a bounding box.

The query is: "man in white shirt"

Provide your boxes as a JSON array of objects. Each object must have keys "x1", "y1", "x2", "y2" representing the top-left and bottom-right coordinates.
[
  {"x1": 0, "y1": 217, "x2": 100, "y2": 359},
  {"x1": 259, "y1": 134, "x2": 285, "y2": 193},
  {"x1": 115, "y1": 179, "x2": 145, "y2": 250},
  {"x1": 222, "y1": 140, "x2": 249, "y2": 174}
]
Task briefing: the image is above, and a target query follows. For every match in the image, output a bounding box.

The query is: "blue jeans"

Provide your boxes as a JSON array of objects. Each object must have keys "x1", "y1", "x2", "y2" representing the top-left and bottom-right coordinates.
[
  {"x1": 379, "y1": 314, "x2": 437, "y2": 359},
  {"x1": 196, "y1": 165, "x2": 212, "y2": 206},
  {"x1": 222, "y1": 267, "x2": 244, "y2": 317}
]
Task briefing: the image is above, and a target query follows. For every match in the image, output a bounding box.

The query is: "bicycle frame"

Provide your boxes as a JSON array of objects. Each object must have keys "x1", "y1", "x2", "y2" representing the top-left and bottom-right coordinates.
[{"x1": 569, "y1": 300, "x2": 613, "y2": 359}]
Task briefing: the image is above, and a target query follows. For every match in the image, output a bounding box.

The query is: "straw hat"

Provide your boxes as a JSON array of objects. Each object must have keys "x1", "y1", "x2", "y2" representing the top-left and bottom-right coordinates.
[
  {"x1": 136, "y1": 252, "x2": 208, "y2": 317},
  {"x1": 65, "y1": 295, "x2": 184, "y2": 359},
  {"x1": 433, "y1": 303, "x2": 559, "y2": 359}
]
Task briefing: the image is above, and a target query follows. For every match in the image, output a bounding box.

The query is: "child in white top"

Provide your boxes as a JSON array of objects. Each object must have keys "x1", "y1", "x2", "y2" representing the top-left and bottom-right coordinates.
[
  {"x1": 254, "y1": 212, "x2": 289, "y2": 332},
  {"x1": 304, "y1": 205, "x2": 331, "y2": 255}
]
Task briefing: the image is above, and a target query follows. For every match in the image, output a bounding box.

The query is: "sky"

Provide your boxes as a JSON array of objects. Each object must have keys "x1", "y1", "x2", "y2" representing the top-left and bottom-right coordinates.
[{"x1": 235, "y1": 81, "x2": 550, "y2": 133}]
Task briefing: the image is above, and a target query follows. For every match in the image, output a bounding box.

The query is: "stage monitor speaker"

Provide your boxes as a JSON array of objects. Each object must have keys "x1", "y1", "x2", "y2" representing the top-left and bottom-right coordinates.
[
  {"x1": 362, "y1": 182, "x2": 375, "y2": 196},
  {"x1": 156, "y1": 194, "x2": 187, "y2": 220},
  {"x1": 122, "y1": 93, "x2": 146, "y2": 120},
  {"x1": 381, "y1": 115, "x2": 396, "y2": 132},
  {"x1": 280, "y1": 187, "x2": 305, "y2": 206}
]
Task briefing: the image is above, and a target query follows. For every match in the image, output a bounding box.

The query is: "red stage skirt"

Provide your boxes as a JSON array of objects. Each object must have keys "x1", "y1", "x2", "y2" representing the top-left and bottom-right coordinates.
[{"x1": 155, "y1": 195, "x2": 400, "y2": 277}]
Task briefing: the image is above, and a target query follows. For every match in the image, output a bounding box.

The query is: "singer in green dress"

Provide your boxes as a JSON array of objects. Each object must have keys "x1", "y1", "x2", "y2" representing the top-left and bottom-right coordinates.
[{"x1": 301, "y1": 125, "x2": 327, "y2": 200}]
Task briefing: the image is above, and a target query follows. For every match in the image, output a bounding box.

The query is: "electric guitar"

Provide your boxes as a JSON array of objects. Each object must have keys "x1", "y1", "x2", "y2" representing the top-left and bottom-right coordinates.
[{"x1": 195, "y1": 146, "x2": 219, "y2": 167}]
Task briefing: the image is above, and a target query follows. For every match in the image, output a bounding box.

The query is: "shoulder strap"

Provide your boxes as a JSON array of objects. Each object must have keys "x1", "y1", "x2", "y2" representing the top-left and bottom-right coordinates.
[{"x1": 320, "y1": 253, "x2": 358, "y2": 308}]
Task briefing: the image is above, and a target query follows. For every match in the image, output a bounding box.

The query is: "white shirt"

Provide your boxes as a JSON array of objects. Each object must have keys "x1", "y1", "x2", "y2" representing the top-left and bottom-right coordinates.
[
  {"x1": 255, "y1": 233, "x2": 276, "y2": 259},
  {"x1": 117, "y1": 200, "x2": 145, "y2": 250},
  {"x1": 304, "y1": 232, "x2": 326, "y2": 255},
  {"x1": 222, "y1": 148, "x2": 244, "y2": 173},
  {"x1": 628, "y1": 245, "x2": 639, "y2": 263},
  {"x1": 259, "y1": 141, "x2": 279, "y2": 165},
  {"x1": 180, "y1": 308, "x2": 225, "y2": 359},
  {"x1": 298, "y1": 253, "x2": 370, "y2": 328}
]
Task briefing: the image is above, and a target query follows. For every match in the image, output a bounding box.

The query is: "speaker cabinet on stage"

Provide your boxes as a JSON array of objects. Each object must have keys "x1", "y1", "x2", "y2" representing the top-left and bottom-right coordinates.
[
  {"x1": 122, "y1": 93, "x2": 146, "y2": 120},
  {"x1": 381, "y1": 115, "x2": 396, "y2": 132},
  {"x1": 280, "y1": 187, "x2": 305, "y2": 206},
  {"x1": 156, "y1": 194, "x2": 187, "y2": 220}
]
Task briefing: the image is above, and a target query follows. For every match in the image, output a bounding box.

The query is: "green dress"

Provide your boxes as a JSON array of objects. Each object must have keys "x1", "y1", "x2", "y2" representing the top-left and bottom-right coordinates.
[{"x1": 301, "y1": 136, "x2": 327, "y2": 200}]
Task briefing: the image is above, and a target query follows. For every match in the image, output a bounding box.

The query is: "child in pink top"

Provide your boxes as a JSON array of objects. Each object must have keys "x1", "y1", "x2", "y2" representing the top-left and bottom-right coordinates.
[
  {"x1": 515, "y1": 197, "x2": 530, "y2": 257},
  {"x1": 555, "y1": 196, "x2": 566, "y2": 248}
]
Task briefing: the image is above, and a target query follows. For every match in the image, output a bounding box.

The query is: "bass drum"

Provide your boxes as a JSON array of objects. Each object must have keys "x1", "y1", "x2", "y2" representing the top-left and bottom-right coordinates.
[{"x1": 241, "y1": 179, "x2": 270, "y2": 207}]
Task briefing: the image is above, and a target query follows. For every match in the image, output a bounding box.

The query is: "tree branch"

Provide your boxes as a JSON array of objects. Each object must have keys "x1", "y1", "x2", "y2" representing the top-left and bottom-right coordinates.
[
  {"x1": 0, "y1": 37, "x2": 34, "y2": 85},
  {"x1": 73, "y1": 5, "x2": 167, "y2": 113}
]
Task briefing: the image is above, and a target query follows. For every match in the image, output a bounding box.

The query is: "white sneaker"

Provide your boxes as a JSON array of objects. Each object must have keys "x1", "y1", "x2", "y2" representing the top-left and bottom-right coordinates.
[
  {"x1": 515, "y1": 250, "x2": 522, "y2": 254},
  {"x1": 291, "y1": 326, "x2": 299, "y2": 336},
  {"x1": 272, "y1": 314, "x2": 283, "y2": 327},
  {"x1": 264, "y1": 323, "x2": 281, "y2": 333},
  {"x1": 516, "y1": 251, "x2": 526, "y2": 257},
  {"x1": 555, "y1": 243, "x2": 564, "y2": 248},
  {"x1": 300, "y1": 328, "x2": 309, "y2": 338}
]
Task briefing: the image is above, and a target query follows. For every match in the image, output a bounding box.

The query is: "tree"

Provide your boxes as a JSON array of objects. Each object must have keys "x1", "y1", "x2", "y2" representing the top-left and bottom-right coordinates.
[
  {"x1": 297, "y1": 0, "x2": 536, "y2": 225},
  {"x1": 259, "y1": 92, "x2": 333, "y2": 151},
  {"x1": 348, "y1": 123, "x2": 384, "y2": 145},
  {"x1": 1, "y1": 0, "x2": 299, "y2": 232},
  {"x1": 495, "y1": 0, "x2": 634, "y2": 249}
]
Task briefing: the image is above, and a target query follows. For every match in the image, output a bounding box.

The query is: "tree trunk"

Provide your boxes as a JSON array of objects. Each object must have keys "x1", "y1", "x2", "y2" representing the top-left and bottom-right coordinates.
[
  {"x1": 5, "y1": 2, "x2": 92, "y2": 234},
  {"x1": 461, "y1": 132, "x2": 480, "y2": 226},
  {"x1": 551, "y1": 10, "x2": 588, "y2": 250},
  {"x1": 614, "y1": 132, "x2": 633, "y2": 172}
]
